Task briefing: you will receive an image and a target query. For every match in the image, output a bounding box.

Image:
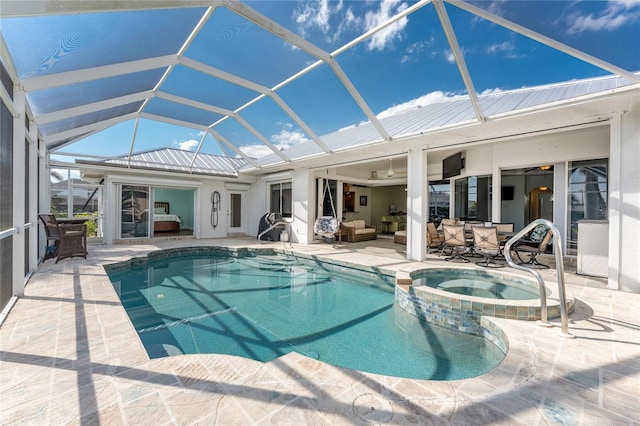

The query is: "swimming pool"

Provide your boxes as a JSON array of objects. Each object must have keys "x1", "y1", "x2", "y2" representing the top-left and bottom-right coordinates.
[{"x1": 106, "y1": 248, "x2": 505, "y2": 380}]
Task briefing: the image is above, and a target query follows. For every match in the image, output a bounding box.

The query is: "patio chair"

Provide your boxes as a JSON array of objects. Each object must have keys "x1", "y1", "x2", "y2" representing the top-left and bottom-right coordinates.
[
  {"x1": 472, "y1": 226, "x2": 504, "y2": 268},
  {"x1": 493, "y1": 222, "x2": 515, "y2": 253},
  {"x1": 462, "y1": 221, "x2": 484, "y2": 258},
  {"x1": 427, "y1": 222, "x2": 444, "y2": 252},
  {"x1": 38, "y1": 214, "x2": 60, "y2": 262},
  {"x1": 513, "y1": 224, "x2": 552, "y2": 269},
  {"x1": 38, "y1": 214, "x2": 87, "y2": 263},
  {"x1": 441, "y1": 224, "x2": 469, "y2": 263}
]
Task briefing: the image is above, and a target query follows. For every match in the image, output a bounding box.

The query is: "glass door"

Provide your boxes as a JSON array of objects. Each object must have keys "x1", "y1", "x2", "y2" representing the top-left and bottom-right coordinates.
[
  {"x1": 120, "y1": 185, "x2": 150, "y2": 238},
  {"x1": 228, "y1": 191, "x2": 246, "y2": 234}
]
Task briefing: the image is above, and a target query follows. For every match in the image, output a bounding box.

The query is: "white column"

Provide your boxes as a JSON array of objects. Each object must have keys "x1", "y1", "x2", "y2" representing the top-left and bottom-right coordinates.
[
  {"x1": 28, "y1": 121, "x2": 38, "y2": 271},
  {"x1": 38, "y1": 141, "x2": 49, "y2": 259},
  {"x1": 292, "y1": 168, "x2": 314, "y2": 244},
  {"x1": 614, "y1": 108, "x2": 640, "y2": 292},
  {"x1": 608, "y1": 113, "x2": 622, "y2": 290},
  {"x1": 406, "y1": 149, "x2": 427, "y2": 261},
  {"x1": 491, "y1": 167, "x2": 501, "y2": 223},
  {"x1": 552, "y1": 162, "x2": 567, "y2": 254},
  {"x1": 12, "y1": 86, "x2": 25, "y2": 296}
]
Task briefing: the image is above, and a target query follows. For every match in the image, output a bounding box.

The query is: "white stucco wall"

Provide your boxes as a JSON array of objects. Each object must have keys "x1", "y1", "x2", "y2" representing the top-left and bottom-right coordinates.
[{"x1": 199, "y1": 181, "x2": 228, "y2": 239}]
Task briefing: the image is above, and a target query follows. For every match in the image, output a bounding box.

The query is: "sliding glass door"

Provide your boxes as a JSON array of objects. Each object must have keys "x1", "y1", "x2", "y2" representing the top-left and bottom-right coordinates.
[{"x1": 120, "y1": 185, "x2": 150, "y2": 238}]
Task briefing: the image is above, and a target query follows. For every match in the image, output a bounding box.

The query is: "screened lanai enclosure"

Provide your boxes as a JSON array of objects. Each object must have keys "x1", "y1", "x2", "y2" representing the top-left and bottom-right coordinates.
[{"x1": 1, "y1": 0, "x2": 640, "y2": 313}]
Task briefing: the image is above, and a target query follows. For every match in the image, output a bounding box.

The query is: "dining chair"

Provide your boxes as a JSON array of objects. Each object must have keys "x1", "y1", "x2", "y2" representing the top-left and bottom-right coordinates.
[
  {"x1": 472, "y1": 226, "x2": 504, "y2": 268},
  {"x1": 493, "y1": 222, "x2": 515, "y2": 253},
  {"x1": 427, "y1": 222, "x2": 444, "y2": 252},
  {"x1": 441, "y1": 224, "x2": 469, "y2": 263}
]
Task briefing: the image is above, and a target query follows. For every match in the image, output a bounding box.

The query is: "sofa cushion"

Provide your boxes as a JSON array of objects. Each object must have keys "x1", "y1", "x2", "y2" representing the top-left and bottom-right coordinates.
[
  {"x1": 342, "y1": 221, "x2": 355, "y2": 228},
  {"x1": 354, "y1": 228, "x2": 376, "y2": 235},
  {"x1": 352, "y1": 219, "x2": 366, "y2": 229}
]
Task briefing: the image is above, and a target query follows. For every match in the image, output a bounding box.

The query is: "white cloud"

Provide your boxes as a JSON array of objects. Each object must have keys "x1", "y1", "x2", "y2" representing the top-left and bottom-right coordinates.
[
  {"x1": 175, "y1": 139, "x2": 199, "y2": 151},
  {"x1": 238, "y1": 127, "x2": 309, "y2": 159},
  {"x1": 365, "y1": 0, "x2": 409, "y2": 51},
  {"x1": 566, "y1": 1, "x2": 640, "y2": 34},
  {"x1": 376, "y1": 91, "x2": 451, "y2": 119},
  {"x1": 486, "y1": 40, "x2": 514, "y2": 55},
  {"x1": 444, "y1": 49, "x2": 456, "y2": 64},
  {"x1": 480, "y1": 87, "x2": 503, "y2": 95},
  {"x1": 293, "y1": 0, "x2": 344, "y2": 37},
  {"x1": 293, "y1": 0, "x2": 409, "y2": 49}
]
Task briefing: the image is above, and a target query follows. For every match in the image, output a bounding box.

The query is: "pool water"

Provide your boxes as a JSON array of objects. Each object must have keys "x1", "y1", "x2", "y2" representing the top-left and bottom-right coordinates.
[
  {"x1": 413, "y1": 270, "x2": 540, "y2": 300},
  {"x1": 108, "y1": 253, "x2": 505, "y2": 380}
]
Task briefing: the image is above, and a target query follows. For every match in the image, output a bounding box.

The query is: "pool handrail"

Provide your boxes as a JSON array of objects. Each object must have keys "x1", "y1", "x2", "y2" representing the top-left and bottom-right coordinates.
[{"x1": 503, "y1": 219, "x2": 573, "y2": 338}]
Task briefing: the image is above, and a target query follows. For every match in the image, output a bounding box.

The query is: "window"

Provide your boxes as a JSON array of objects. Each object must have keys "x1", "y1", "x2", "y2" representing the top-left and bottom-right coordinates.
[
  {"x1": 567, "y1": 159, "x2": 608, "y2": 255},
  {"x1": 455, "y1": 175, "x2": 492, "y2": 222},
  {"x1": 428, "y1": 180, "x2": 450, "y2": 222},
  {"x1": 269, "y1": 181, "x2": 292, "y2": 218}
]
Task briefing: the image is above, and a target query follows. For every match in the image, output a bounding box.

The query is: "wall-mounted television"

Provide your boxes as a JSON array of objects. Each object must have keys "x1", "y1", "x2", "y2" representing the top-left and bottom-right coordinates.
[
  {"x1": 501, "y1": 185, "x2": 515, "y2": 201},
  {"x1": 442, "y1": 152, "x2": 464, "y2": 179}
]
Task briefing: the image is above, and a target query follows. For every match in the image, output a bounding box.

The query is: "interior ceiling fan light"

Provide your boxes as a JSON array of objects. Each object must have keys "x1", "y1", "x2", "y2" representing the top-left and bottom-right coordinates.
[{"x1": 387, "y1": 159, "x2": 394, "y2": 177}]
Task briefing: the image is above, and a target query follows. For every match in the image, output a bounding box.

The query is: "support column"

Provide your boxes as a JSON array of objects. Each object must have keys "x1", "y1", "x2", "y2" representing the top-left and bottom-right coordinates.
[
  {"x1": 28, "y1": 121, "x2": 38, "y2": 271},
  {"x1": 608, "y1": 113, "x2": 622, "y2": 290},
  {"x1": 407, "y1": 149, "x2": 427, "y2": 261},
  {"x1": 491, "y1": 167, "x2": 501, "y2": 223},
  {"x1": 12, "y1": 86, "x2": 25, "y2": 297},
  {"x1": 552, "y1": 162, "x2": 567, "y2": 254}
]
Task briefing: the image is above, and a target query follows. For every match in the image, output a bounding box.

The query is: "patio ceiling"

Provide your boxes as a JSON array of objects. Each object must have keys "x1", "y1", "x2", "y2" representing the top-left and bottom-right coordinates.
[{"x1": 1, "y1": 1, "x2": 639, "y2": 175}]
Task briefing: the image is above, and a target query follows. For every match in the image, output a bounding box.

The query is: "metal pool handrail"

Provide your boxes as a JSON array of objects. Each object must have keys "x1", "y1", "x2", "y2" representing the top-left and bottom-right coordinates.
[{"x1": 503, "y1": 219, "x2": 573, "y2": 338}]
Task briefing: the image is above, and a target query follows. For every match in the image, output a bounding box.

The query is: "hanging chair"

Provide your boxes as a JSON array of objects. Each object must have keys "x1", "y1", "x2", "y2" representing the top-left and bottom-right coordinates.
[
  {"x1": 314, "y1": 216, "x2": 339, "y2": 236},
  {"x1": 314, "y1": 179, "x2": 340, "y2": 237}
]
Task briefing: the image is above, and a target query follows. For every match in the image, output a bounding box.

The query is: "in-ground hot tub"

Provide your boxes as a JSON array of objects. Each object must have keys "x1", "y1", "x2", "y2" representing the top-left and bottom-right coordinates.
[{"x1": 395, "y1": 267, "x2": 575, "y2": 351}]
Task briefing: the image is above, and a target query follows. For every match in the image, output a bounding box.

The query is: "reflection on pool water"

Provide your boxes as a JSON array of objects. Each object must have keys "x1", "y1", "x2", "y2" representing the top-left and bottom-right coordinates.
[{"x1": 106, "y1": 249, "x2": 505, "y2": 381}]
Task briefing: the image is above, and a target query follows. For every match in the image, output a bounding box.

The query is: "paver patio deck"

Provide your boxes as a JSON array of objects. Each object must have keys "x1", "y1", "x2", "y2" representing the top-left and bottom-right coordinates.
[{"x1": 1, "y1": 237, "x2": 638, "y2": 424}]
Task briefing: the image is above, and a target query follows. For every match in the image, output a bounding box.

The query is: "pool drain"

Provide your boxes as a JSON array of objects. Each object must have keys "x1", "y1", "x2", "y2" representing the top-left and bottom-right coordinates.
[{"x1": 353, "y1": 394, "x2": 393, "y2": 423}]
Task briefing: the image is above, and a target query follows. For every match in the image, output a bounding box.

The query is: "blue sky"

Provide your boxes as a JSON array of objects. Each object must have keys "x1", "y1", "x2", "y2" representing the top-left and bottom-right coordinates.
[{"x1": 3, "y1": 0, "x2": 637, "y2": 162}]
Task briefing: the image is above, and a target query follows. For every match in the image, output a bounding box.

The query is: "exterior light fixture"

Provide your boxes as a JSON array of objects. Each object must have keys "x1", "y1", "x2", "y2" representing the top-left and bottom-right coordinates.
[{"x1": 540, "y1": 165, "x2": 552, "y2": 171}]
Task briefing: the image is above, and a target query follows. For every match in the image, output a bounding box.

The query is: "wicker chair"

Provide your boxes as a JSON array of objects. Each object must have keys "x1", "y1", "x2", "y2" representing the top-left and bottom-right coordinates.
[
  {"x1": 38, "y1": 214, "x2": 87, "y2": 263},
  {"x1": 38, "y1": 214, "x2": 60, "y2": 262}
]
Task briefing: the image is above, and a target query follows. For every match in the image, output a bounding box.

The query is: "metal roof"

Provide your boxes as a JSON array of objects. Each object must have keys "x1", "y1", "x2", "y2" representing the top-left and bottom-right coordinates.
[
  {"x1": 1, "y1": 1, "x2": 639, "y2": 175},
  {"x1": 243, "y1": 73, "x2": 638, "y2": 169},
  {"x1": 78, "y1": 147, "x2": 246, "y2": 177}
]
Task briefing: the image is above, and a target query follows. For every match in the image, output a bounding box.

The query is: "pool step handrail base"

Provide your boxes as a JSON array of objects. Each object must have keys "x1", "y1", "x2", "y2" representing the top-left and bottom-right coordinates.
[{"x1": 503, "y1": 219, "x2": 573, "y2": 338}]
